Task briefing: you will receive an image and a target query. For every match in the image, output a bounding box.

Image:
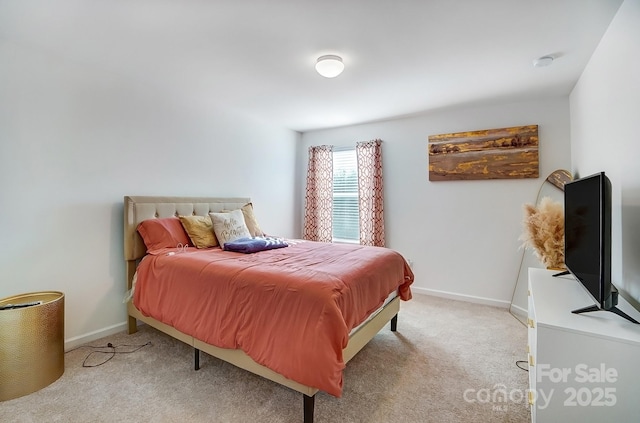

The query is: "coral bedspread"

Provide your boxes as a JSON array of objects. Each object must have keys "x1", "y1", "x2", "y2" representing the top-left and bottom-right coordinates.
[{"x1": 133, "y1": 239, "x2": 413, "y2": 397}]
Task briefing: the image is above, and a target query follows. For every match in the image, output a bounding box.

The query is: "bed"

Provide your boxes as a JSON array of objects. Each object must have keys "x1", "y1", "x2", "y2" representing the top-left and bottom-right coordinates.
[{"x1": 123, "y1": 196, "x2": 413, "y2": 422}]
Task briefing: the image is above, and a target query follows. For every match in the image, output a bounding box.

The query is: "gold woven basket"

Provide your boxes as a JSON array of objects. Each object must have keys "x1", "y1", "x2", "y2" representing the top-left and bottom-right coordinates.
[{"x1": 0, "y1": 291, "x2": 65, "y2": 401}]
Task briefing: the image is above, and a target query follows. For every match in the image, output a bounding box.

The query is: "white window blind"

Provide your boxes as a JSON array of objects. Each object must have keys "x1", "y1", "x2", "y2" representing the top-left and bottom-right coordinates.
[{"x1": 332, "y1": 149, "x2": 359, "y2": 242}]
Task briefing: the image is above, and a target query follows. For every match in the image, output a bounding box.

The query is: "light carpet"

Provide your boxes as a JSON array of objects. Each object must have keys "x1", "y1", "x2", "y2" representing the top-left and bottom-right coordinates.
[{"x1": 2, "y1": 294, "x2": 530, "y2": 422}]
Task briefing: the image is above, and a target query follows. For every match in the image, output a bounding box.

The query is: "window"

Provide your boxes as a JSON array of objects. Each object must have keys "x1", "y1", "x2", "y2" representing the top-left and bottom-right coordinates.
[
  {"x1": 304, "y1": 140, "x2": 384, "y2": 246},
  {"x1": 332, "y1": 149, "x2": 359, "y2": 242}
]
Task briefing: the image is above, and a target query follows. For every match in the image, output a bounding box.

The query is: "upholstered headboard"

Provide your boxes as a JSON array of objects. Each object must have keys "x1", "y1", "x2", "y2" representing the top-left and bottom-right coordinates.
[{"x1": 123, "y1": 196, "x2": 251, "y2": 288}]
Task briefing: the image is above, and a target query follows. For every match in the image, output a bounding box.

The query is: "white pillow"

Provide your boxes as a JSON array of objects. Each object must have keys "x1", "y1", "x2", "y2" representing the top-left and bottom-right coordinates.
[{"x1": 209, "y1": 209, "x2": 252, "y2": 246}]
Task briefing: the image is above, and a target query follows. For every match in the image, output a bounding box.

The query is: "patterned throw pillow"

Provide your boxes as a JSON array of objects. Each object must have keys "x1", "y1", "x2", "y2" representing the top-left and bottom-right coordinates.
[
  {"x1": 222, "y1": 203, "x2": 265, "y2": 237},
  {"x1": 209, "y1": 209, "x2": 252, "y2": 247}
]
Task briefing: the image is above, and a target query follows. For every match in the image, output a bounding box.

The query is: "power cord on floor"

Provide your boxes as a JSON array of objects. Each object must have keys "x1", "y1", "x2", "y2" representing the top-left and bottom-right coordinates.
[
  {"x1": 65, "y1": 341, "x2": 152, "y2": 367},
  {"x1": 515, "y1": 360, "x2": 529, "y2": 371}
]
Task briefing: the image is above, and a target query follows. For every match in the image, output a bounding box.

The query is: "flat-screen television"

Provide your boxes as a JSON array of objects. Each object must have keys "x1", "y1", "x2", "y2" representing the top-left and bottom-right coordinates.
[{"x1": 563, "y1": 171, "x2": 638, "y2": 323}]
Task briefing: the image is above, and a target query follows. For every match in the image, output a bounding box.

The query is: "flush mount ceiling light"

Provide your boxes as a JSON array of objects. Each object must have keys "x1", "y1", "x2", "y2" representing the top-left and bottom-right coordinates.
[
  {"x1": 315, "y1": 55, "x2": 344, "y2": 78},
  {"x1": 533, "y1": 55, "x2": 554, "y2": 67}
]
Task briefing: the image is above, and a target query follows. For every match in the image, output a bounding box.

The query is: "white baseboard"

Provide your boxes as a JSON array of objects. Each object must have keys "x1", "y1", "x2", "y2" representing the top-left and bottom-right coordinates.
[
  {"x1": 509, "y1": 303, "x2": 528, "y2": 319},
  {"x1": 410, "y1": 286, "x2": 512, "y2": 309},
  {"x1": 64, "y1": 288, "x2": 516, "y2": 350},
  {"x1": 65, "y1": 321, "x2": 129, "y2": 351}
]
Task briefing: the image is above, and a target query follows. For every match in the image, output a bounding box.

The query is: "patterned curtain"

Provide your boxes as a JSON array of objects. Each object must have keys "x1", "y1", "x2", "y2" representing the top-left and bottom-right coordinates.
[
  {"x1": 303, "y1": 145, "x2": 334, "y2": 242},
  {"x1": 356, "y1": 139, "x2": 385, "y2": 247}
]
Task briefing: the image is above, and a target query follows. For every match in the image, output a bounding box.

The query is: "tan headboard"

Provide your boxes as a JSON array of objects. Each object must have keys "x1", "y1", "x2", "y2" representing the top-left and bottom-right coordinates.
[{"x1": 123, "y1": 196, "x2": 250, "y2": 288}]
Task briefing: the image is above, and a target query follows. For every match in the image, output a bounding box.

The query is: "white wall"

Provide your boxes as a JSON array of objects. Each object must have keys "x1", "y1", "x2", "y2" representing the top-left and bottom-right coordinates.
[
  {"x1": 570, "y1": 0, "x2": 640, "y2": 305},
  {"x1": 0, "y1": 41, "x2": 301, "y2": 347},
  {"x1": 300, "y1": 98, "x2": 571, "y2": 307}
]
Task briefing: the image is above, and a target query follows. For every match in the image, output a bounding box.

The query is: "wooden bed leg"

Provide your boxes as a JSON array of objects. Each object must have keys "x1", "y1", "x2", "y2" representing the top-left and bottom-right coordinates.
[
  {"x1": 128, "y1": 316, "x2": 138, "y2": 334},
  {"x1": 194, "y1": 348, "x2": 200, "y2": 371},
  {"x1": 303, "y1": 394, "x2": 315, "y2": 423},
  {"x1": 390, "y1": 314, "x2": 398, "y2": 332}
]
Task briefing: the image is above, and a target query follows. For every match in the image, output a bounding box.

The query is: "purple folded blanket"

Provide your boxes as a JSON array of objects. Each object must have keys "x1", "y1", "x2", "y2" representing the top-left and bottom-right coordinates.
[{"x1": 223, "y1": 237, "x2": 289, "y2": 254}]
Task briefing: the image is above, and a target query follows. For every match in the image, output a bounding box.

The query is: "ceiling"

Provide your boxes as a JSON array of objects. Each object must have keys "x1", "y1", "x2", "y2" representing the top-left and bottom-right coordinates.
[{"x1": 0, "y1": 0, "x2": 624, "y2": 132}]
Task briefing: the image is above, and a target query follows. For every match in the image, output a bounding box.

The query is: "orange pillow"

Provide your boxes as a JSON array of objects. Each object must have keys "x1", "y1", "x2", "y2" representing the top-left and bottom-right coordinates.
[{"x1": 137, "y1": 217, "x2": 192, "y2": 253}]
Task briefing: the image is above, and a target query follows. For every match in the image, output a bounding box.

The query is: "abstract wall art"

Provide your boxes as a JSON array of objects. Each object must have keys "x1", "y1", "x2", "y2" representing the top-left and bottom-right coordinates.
[{"x1": 428, "y1": 125, "x2": 539, "y2": 181}]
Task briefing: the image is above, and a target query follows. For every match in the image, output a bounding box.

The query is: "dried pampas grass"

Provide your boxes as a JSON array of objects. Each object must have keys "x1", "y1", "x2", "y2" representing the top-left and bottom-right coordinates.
[{"x1": 520, "y1": 196, "x2": 565, "y2": 269}]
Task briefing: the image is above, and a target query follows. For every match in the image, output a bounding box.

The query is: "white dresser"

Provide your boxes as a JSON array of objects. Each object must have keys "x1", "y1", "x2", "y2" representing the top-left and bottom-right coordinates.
[{"x1": 527, "y1": 268, "x2": 640, "y2": 422}]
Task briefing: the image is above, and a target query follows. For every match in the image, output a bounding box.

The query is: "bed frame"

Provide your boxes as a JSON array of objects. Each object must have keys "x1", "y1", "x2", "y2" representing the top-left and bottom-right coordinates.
[{"x1": 123, "y1": 195, "x2": 400, "y2": 423}]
